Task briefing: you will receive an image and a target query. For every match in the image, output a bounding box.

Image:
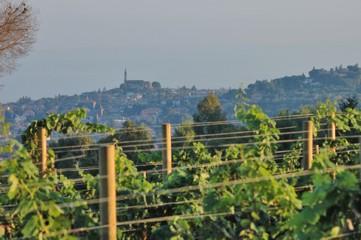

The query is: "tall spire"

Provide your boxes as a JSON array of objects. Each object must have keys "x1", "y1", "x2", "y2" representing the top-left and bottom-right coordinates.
[{"x1": 124, "y1": 68, "x2": 127, "y2": 83}]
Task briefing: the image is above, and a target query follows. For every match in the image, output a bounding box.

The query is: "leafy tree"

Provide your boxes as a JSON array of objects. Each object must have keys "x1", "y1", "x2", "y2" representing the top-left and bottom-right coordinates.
[
  {"x1": 193, "y1": 93, "x2": 227, "y2": 135},
  {"x1": 193, "y1": 93, "x2": 239, "y2": 148},
  {"x1": 152, "y1": 81, "x2": 161, "y2": 89},
  {"x1": 339, "y1": 96, "x2": 359, "y2": 112}
]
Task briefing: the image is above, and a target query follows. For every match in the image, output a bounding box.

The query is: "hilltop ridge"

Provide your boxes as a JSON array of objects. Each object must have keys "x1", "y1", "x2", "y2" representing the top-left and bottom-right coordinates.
[
  {"x1": 3, "y1": 64, "x2": 361, "y2": 134},
  {"x1": 245, "y1": 64, "x2": 361, "y2": 111}
]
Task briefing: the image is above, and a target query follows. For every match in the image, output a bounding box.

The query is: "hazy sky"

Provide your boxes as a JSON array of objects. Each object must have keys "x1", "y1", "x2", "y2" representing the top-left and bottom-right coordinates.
[{"x1": 1, "y1": 0, "x2": 361, "y2": 102}]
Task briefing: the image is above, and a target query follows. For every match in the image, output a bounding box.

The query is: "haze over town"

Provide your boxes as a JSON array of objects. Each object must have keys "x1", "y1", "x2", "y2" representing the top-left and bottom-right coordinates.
[{"x1": 1, "y1": 0, "x2": 361, "y2": 102}]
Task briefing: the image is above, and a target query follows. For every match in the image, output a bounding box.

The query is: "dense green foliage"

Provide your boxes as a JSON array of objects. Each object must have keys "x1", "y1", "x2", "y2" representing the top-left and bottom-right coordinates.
[
  {"x1": 100, "y1": 120, "x2": 153, "y2": 164},
  {"x1": 1, "y1": 101, "x2": 361, "y2": 239}
]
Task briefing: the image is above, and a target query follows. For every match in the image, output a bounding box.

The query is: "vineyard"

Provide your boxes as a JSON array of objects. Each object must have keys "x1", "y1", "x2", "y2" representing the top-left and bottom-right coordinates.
[{"x1": 1, "y1": 101, "x2": 361, "y2": 239}]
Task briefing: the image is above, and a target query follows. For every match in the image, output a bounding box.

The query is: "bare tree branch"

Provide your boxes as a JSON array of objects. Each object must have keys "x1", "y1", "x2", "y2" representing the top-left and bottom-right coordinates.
[{"x1": 0, "y1": 0, "x2": 37, "y2": 75}]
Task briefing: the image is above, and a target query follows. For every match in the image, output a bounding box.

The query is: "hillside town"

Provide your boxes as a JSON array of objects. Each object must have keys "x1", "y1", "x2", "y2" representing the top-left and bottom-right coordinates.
[
  {"x1": 4, "y1": 65, "x2": 361, "y2": 136},
  {"x1": 3, "y1": 70, "x2": 235, "y2": 135}
]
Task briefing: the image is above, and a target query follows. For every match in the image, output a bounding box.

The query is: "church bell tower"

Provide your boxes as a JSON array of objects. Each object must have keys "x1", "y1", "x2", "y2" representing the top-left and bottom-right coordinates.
[{"x1": 124, "y1": 68, "x2": 127, "y2": 83}]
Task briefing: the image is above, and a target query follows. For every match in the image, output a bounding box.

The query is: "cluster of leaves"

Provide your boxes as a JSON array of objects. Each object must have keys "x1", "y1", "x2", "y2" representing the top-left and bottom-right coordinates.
[
  {"x1": 99, "y1": 120, "x2": 154, "y2": 164},
  {"x1": 288, "y1": 150, "x2": 361, "y2": 239},
  {"x1": 0, "y1": 109, "x2": 113, "y2": 239},
  {"x1": 0, "y1": 142, "x2": 97, "y2": 239},
  {"x1": 22, "y1": 108, "x2": 112, "y2": 158},
  {"x1": 0, "y1": 107, "x2": 9, "y2": 137}
]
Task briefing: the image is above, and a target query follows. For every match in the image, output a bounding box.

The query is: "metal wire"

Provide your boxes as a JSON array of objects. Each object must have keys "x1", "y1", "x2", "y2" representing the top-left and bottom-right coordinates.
[
  {"x1": 57, "y1": 166, "x2": 99, "y2": 173},
  {"x1": 117, "y1": 211, "x2": 237, "y2": 226},
  {"x1": 117, "y1": 199, "x2": 201, "y2": 211},
  {"x1": 322, "y1": 231, "x2": 361, "y2": 239},
  {"x1": 49, "y1": 125, "x2": 300, "y2": 149},
  {"x1": 54, "y1": 154, "x2": 87, "y2": 163},
  {"x1": 50, "y1": 127, "x2": 334, "y2": 155}
]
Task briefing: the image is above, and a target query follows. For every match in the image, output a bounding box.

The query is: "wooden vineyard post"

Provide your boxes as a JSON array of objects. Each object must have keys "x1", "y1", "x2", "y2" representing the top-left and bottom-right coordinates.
[
  {"x1": 359, "y1": 137, "x2": 361, "y2": 181},
  {"x1": 38, "y1": 128, "x2": 47, "y2": 174},
  {"x1": 329, "y1": 112, "x2": 336, "y2": 153},
  {"x1": 303, "y1": 120, "x2": 314, "y2": 170},
  {"x1": 99, "y1": 145, "x2": 117, "y2": 240},
  {"x1": 315, "y1": 145, "x2": 320, "y2": 154},
  {"x1": 143, "y1": 171, "x2": 147, "y2": 179},
  {"x1": 162, "y1": 123, "x2": 172, "y2": 178}
]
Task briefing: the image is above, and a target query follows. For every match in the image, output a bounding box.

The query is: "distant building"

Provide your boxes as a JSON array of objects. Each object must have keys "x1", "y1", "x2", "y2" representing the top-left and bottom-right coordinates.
[
  {"x1": 112, "y1": 118, "x2": 127, "y2": 128},
  {"x1": 121, "y1": 69, "x2": 161, "y2": 90}
]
